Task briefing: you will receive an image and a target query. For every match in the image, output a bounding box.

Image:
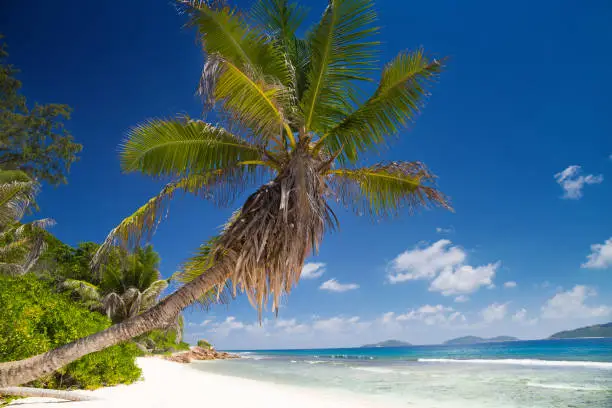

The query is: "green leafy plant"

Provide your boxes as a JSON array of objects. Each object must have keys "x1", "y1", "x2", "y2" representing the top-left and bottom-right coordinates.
[
  {"x1": 0, "y1": 275, "x2": 141, "y2": 389},
  {"x1": 197, "y1": 339, "x2": 212, "y2": 349}
]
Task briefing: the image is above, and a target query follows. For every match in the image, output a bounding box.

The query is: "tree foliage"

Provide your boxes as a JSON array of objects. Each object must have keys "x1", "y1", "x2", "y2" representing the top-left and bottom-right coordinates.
[
  {"x1": 0, "y1": 275, "x2": 141, "y2": 389},
  {"x1": 0, "y1": 36, "x2": 81, "y2": 186}
]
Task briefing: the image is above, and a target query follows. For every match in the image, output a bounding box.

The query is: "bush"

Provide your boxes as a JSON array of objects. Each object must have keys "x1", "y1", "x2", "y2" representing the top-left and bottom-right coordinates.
[
  {"x1": 0, "y1": 275, "x2": 142, "y2": 390},
  {"x1": 197, "y1": 339, "x2": 212, "y2": 349},
  {"x1": 137, "y1": 329, "x2": 190, "y2": 354}
]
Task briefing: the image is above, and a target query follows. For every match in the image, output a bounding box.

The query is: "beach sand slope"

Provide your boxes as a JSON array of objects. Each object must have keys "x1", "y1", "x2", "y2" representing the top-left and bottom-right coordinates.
[{"x1": 9, "y1": 357, "x2": 399, "y2": 407}]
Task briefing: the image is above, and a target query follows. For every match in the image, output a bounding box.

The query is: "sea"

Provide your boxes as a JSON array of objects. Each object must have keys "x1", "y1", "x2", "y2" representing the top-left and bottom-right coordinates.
[{"x1": 190, "y1": 338, "x2": 612, "y2": 408}]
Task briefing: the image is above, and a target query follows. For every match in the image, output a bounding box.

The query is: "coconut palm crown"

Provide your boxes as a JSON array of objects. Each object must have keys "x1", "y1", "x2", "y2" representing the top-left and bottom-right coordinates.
[{"x1": 97, "y1": 0, "x2": 451, "y2": 317}]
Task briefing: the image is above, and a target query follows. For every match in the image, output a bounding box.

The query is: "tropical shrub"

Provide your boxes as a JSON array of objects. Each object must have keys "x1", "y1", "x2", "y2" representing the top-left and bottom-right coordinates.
[
  {"x1": 0, "y1": 275, "x2": 141, "y2": 389},
  {"x1": 197, "y1": 339, "x2": 212, "y2": 349}
]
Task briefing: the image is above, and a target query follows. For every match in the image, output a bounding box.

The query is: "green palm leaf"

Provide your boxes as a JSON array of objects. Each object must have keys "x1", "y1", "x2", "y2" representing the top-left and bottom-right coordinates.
[
  {"x1": 184, "y1": 1, "x2": 291, "y2": 87},
  {"x1": 92, "y1": 174, "x2": 219, "y2": 266},
  {"x1": 141, "y1": 280, "x2": 170, "y2": 310},
  {"x1": 318, "y1": 49, "x2": 443, "y2": 163},
  {"x1": 207, "y1": 55, "x2": 295, "y2": 145},
  {"x1": 61, "y1": 279, "x2": 102, "y2": 303},
  {"x1": 329, "y1": 161, "x2": 451, "y2": 217},
  {"x1": 301, "y1": 0, "x2": 378, "y2": 134},
  {"x1": 121, "y1": 119, "x2": 262, "y2": 177}
]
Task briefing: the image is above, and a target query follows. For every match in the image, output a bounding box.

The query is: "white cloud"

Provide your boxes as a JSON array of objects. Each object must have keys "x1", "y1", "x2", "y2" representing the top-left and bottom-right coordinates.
[
  {"x1": 388, "y1": 240, "x2": 499, "y2": 297},
  {"x1": 581, "y1": 238, "x2": 612, "y2": 269},
  {"x1": 481, "y1": 303, "x2": 508, "y2": 323},
  {"x1": 504, "y1": 281, "x2": 517, "y2": 288},
  {"x1": 429, "y1": 262, "x2": 499, "y2": 296},
  {"x1": 396, "y1": 304, "x2": 465, "y2": 326},
  {"x1": 436, "y1": 226, "x2": 454, "y2": 234},
  {"x1": 541, "y1": 285, "x2": 612, "y2": 319},
  {"x1": 312, "y1": 316, "x2": 369, "y2": 333},
  {"x1": 319, "y1": 279, "x2": 359, "y2": 292},
  {"x1": 512, "y1": 308, "x2": 538, "y2": 325},
  {"x1": 209, "y1": 316, "x2": 245, "y2": 336},
  {"x1": 388, "y1": 240, "x2": 466, "y2": 283},
  {"x1": 301, "y1": 262, "x2": 326, "y2": 279},
  {"x1": 554, "y1": 165, "x2": 603, "y2": 199},
  {"x1": 454, "y1": 295, "x2": 469, "y2": 303}
]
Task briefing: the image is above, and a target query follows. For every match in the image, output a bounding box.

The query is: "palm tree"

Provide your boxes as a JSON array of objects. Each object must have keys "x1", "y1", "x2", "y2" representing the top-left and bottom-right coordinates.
[
  {"x1": 0, "y1": 170, "x2": 55, "y2": 276},
  {"x1": 0, "y1": 0, "x2": 451, "y2": 386},
  {"x1": 62, "y1": 246, "x2": 170, "y2": 322}
]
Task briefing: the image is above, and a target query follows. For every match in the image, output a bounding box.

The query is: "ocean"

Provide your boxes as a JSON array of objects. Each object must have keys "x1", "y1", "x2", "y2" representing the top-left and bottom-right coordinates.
[{"x1": 191, "y1": 338, "x2": 612, "y2": 407}]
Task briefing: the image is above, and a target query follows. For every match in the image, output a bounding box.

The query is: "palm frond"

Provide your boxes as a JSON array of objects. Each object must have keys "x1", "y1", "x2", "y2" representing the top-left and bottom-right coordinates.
[
  {"x1": 122, "y1": 288, "x2": 143, "y2": 318},
  {"x1": 61, "y1": 279, "x2": 102, "y2": 303},
  {"x1": 102, "y1": 292, "x2": 124, "y2": 320},
  {"x1": 251, "y1": 0, "x2": 307, "y2": 42},
  {"x1": 318, "y1": 49, "x2": 443, "y2": 163},
  {"x1": 301, "y1": 0, "x2": 378, "y2": 134},
  {"x1": 250, "y1": 0, "x2": 310, "y2": 105},
  {"x1": 183, "y1": 0, "x2": 291, "y2": 88},
  {"x1": 121, "y1": 119, "x2": 262, "y2": 177},
  {"x1": 205, "y1": 55, "x2": 295, "y2": 145},
  {"x1": 92, "y1": 169, "x2": 266, "y2": 269},
  {"x1": 174, "y1": 235, "x2": 234, "y2": 309},
  {"x1": 329, "y1": 161, "x2": 451, "y2": 217},
  {"x1": 141, "y1": 280, "x2": 170, "y2": 310},
  {"x1": 0, "y1": 180, "x2": 37, "y2": 226}
]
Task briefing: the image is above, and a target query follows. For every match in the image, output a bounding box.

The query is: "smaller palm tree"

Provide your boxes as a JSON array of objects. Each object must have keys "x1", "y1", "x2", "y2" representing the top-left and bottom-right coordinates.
[
  {"x1": 62, "y1": 246, "x2": 169, "y2": 323},
  {"x1": 0, "y1": 169, "x2": 55, "y2": 275}
]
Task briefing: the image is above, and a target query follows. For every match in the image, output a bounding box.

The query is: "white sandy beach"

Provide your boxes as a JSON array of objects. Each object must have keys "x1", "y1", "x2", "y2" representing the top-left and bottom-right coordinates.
[{"x1": 9, "y1": 357, "x2": 401, "y2": 408}]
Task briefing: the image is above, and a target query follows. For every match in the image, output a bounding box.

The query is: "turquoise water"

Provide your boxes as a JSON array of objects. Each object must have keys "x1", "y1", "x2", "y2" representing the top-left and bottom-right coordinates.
[{"x1": 191, "y1": 339, "x2": 612, "y2": 407}]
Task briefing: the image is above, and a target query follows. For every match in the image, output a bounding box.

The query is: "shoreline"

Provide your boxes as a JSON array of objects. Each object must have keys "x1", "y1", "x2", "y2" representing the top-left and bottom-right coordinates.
[{"x1": 9, "y1": 357, "x2": 401, "y2": 408}]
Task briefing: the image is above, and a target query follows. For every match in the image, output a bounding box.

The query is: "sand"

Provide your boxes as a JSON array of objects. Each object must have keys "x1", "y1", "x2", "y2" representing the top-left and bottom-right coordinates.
[{"x1": 9, "y1": 357, "x2": 401, "y2": 407}]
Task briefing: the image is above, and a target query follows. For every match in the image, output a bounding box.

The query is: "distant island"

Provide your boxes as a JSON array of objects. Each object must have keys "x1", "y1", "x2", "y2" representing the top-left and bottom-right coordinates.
[
  {"x1": 361, "y1": 340, "x2": 412, "y2": 348},
  {"x1": 443, "y1": 336, "x2": 519, "y2": 345},
  {"x1": 549, "y1": 322, "x2": 612, "y2": 339}
]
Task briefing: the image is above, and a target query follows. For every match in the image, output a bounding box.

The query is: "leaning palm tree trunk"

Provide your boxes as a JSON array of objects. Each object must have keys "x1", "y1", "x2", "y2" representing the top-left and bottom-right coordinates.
[
  {"x1": 0, "y1": 158, "x2": 330, "y2": 387},
  {"x1": 0, "y1": 265, "x2": 226, "y2": 387},
  {"x1": 0, "y1": 386, "x2": 97, "y2": 401}
]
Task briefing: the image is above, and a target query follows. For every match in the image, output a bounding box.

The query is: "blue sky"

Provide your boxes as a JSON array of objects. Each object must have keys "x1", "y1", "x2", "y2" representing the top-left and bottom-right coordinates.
[{"x1": 2, "y1": 0, "x2": 611, "y2": 348}]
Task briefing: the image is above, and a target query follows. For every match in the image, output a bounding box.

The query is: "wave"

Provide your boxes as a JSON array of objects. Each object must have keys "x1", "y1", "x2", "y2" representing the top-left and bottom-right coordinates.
[
  {"x1": 418, "y1": 358, "x2": 612, "y2": 369},
  {"x1": 526, "y1": 382, "x2": 606, "y2": 391},
  {"x1": 328, "y1": 354, "x2": 375, "y2": 360},
  {"x1": 350, "y1": 366, "x2": 395, "y2": 374}
]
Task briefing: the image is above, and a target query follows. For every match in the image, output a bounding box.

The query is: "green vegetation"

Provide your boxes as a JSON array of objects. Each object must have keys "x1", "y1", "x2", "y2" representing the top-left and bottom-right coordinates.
[
  {"x1": 0, "y1": 275, "x2": 142, "y2": 389},
  {"x1": 0, "y1": 37, "x2": 183, "y2": 392},
  {"x1": 0, "y1": 37, "x2": 81, "y2": 186},
  {"x1": 549, "y1": 322, "x2": 612, "y2": 339},
  {"x1": 197, "y1": 339, "x2": 212, "y2": 349}
]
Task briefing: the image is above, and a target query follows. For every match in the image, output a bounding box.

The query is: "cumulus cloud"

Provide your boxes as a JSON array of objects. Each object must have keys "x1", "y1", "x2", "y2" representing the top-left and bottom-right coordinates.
[
  {"x1": 436, "y1": 226, "x2": 454, "y2": 234},
  {"x1": 504, "y1": 281, "x2": 517, "y2": 288},
  {"x1": 388, "y1": 240, "x2": 499, "y2": 297},
  {"x1": 312, "y1": 316, "x2": 369, "y2": 333},
  {"x1": 396, "y1": 304, "x2": 466, "y2": 326},
  {"x1": 301, "y1": 262, "x2": 326, "y2": 279},
  {"x1": 429, "y1": 263, "x2": 499, "y2": 296},
  {"x1": 554, "y1": 165, "x2": 603, "y2": 199},
  {"x1": 581, "y1": 238, "x2": 612, "y2": 269},
  {"x1": 481, "y1": 303, "x2": 508, "y2": 323},
  {"x1": 454, "y1": 295, "x2": 469, "y2": 303},
  {"x1": 541, "y1": 285, "x2": 611, "y2": 319},
  {"x1": 512, "y1": 308, "x2": 538, "y2": 325},
  {"x1": 387, "y1": 240, "x2": 466, "y2": 283},
  {"x1": 319, "y1": 279, "x2": 359, "y2": 292}
]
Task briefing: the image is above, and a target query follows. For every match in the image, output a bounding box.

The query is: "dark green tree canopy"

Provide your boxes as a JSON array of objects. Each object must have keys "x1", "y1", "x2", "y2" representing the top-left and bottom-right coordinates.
[{"x1": 0, "y1": 36, "x2": 82, "y2": 186}]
